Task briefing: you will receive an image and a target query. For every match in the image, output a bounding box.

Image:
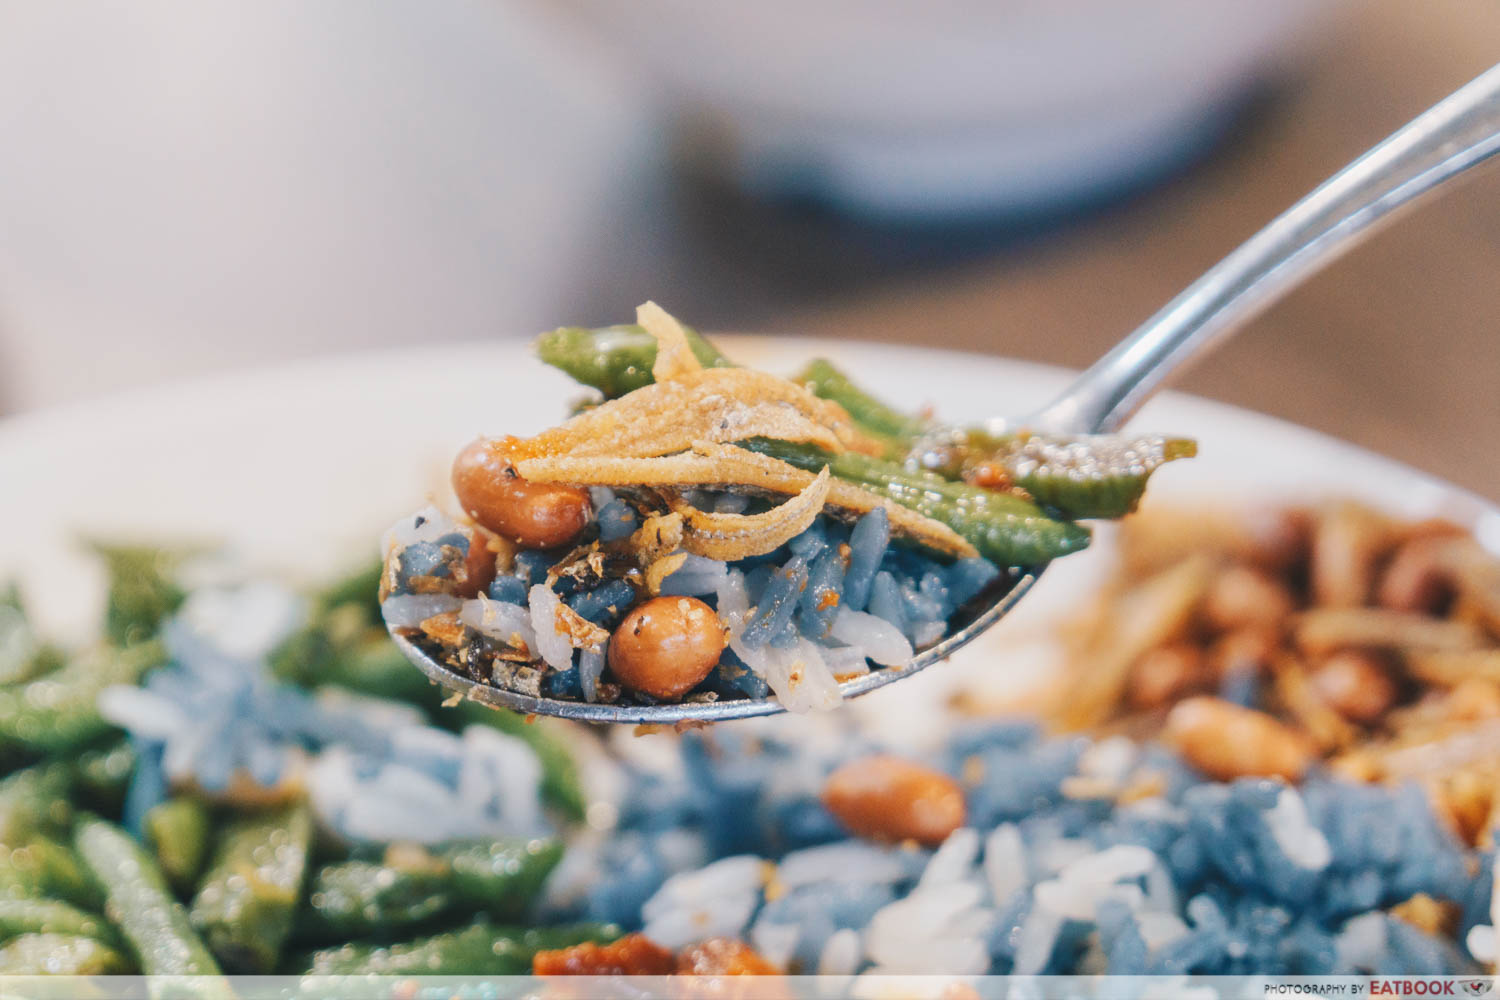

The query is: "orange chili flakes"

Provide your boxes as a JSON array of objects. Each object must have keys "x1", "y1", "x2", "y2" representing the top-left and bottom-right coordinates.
[{"x1": 532, "y1": 933, "x2": 675, "y2": 976}]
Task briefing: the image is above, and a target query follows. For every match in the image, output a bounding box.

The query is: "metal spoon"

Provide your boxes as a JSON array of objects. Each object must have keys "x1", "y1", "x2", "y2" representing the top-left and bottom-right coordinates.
[{"x1": 394, "y1": 63, "x2": 1500, "y2": 725}]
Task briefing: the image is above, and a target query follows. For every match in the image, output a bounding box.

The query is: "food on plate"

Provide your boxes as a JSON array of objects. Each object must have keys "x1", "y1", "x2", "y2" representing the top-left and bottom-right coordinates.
[
  {"x1": 0, "y1": 548, "x2": 604, "y2": 977},
  {"x1": 1045, "y1": 501, "x2": 1500, "y2": 848},
  {"x1": 380, "y1": 304, "x2": 1194, "y2": 711},
  {"x1": 1, "y1": 498, "x2": 1494, "y2": 978}
]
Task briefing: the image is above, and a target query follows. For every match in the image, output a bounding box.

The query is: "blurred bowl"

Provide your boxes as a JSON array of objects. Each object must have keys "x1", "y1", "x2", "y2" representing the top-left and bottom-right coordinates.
[{"x1": 550, "y1": 0, "x2": 1338, "y2": 218}]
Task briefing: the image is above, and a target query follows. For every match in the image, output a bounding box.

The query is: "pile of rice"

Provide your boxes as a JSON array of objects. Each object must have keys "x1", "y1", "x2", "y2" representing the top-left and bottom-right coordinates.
[
  {"x1": 381, "y1": 498, "x2": 1002, "y2": 712},
  {"x1": 98, "y1": 580, "x2": 551, "y2": 845},
  {"x1": 541, "y1": 718, "x2": 1495, "y2": 977}
]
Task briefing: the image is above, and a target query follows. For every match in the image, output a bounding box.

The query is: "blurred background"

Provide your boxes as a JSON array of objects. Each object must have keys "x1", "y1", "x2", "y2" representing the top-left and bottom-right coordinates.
[{"x1": 1, "y1": 0, "x2": 1497, "y2": 494}]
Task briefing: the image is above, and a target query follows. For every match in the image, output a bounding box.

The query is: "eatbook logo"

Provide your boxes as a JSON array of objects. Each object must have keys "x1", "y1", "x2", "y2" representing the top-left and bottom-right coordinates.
[{"x1": 1460, "y1": 981, "x2": 1493, "y2": 997}]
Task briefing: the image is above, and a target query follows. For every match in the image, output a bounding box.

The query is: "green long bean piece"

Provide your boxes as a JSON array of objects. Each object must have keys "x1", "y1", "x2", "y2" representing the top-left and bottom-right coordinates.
[
  {"x1": 794, "y1": 358, "x2": 931, "y2": 447},
  {"x1": 0, "y1": 932, "x2": 132, "y2": 974},
  {"x1": 0, "y1": 836, "x2": 101, "y2": 911},
  {"x1": 0, "y1": 641, "x2": 165, "y2": 756},
  {"x1": 71, "y1": 740, "x2": 138, "y2": 815},
  {"x1": 297, "y1": 837, "x2": 564, "y2": 941},
  {"x1": 189, "y1": 804, "x2": 311, "y2": 973},
  {"x1": 0, "y1": 764, "x2": 74, "y2": 844},
  {"x1": 746, "y1": 439, "x2": 1091, "y2": 566},
  {"x1": 89, "y1": 544, "x2": 188, "y2": 646},
  {"x1": 304, "y1": 921, "x2": 617, "y2": 976},
  {"x1": 0, "y1": 897, "x2": 118, "y2": 946},
  {"x1": 535, "y1": 324, "x2": 733, "y2": 399},
  {"x1": 74, "y1": 815, "x2": 223, "y2": 976},
  {"x1": 144, "y1": 798, "x2": 212, "y2": 895},
  {"x1": 296, "y1": 857, "x2": 450, "y2": 942}
]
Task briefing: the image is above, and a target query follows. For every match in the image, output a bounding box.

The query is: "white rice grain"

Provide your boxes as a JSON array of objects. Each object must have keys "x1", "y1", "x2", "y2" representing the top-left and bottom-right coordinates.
[
  {"x1": 380, "y1": 594, "x2": 462, "y2": 627},
  {"x1": 527, "y1": 585, "x2": 574, "y2": 669},
  {"x1": 777, "y1": 842, "x2": 910, "y2": 889},
  {"x1": 761, "y1": 639, "x2": 842, "y2": 713},
  {"x1": 1011, "y1": 903, "x2": 1064, "y2": 975},
  {"x1": 1335, "y1": 911, "x2": 1389, "y2": 971},
  {"x1": 1266, "y1": 786, "x2": 1332, "y2": 871},
  {"x1": 660, "y1": 555, "x2": 728, "y2": 597},
  {"x1": 830, "y1": 609, "x2": 913, "y2": 666},
  {"x1": 460, "y1": 597, "x2": 537, "y2": 652},
  {"x1": 578, "y1": 648, "x2": 606, "y2": 702},
  {"x1": 817, "y1": 928, "x2": 862, "y2": 976},
  {"x1": 983, "y1": 824, "x2": 1028, "y2": 904},
  {"x1": 98, "y1": 685, "x2": 190, "y2": 742},
  {"x1": 642, "y1": 855, "x2": 767, "y2": 923},
  {"x1": 382, "y1": 505, "x2": 459, "y2": 551},
  {"x1": 749, "y1": 922, "x2": 798, "y2": 972},
  {"x1": 918, "y1": 828, "x2": 980, "y2": 889}
]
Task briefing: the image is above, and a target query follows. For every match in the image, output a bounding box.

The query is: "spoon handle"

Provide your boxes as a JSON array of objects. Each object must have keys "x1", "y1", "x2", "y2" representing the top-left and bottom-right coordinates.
[{"x1": 1032, "y1": 62, "x2": 1500, "y2": 435}]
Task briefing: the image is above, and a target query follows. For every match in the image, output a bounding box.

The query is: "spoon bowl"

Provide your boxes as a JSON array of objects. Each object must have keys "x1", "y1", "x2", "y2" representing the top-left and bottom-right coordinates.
[{"x1": 396, "y1": 62, "x2": 1500, "y2": 724}]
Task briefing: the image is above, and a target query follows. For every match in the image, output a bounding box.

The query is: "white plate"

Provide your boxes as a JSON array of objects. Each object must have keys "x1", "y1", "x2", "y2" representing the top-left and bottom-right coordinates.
[{"x1": 3, "y1": 337, "x2": 1496, "y2": 673}]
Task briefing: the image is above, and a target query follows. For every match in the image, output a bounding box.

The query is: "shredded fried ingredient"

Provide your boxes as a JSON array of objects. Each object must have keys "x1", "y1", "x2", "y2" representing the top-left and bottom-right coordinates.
[
  {"x1": 665, "y1": 467, "x2": 831, "y2": 561},
  {"x1": 552, "y1": 600, "x2": 610, "y2": 652},
  {"x1": 628, "y1": 512, "x2": 685, "y2": 565},
  {"x1": 639, "y1": 300, "x2": 703, "y2": 383},
  {"x1": 644, "y1": 552, "x2": 688, "y2": 596},
  {"x1": 519, "y1": 443, "x2": 976, "y2": 558},
  {"x1": 513, "y1": 367, "x2": 880, "y2": 462}
]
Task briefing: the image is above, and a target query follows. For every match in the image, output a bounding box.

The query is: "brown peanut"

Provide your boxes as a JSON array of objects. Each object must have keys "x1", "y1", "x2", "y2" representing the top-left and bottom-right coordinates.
[
  {"x1": 608, "y1": 596, "x2": 727, "y2": 699},
  {"x1": 1203, "y1": 566, "x2": 1294, "y2": 632},
  {"x1": 1378, "y1": 537, "x2": 1458, "y2": 614},
  {"x1": 1308, "y1": 651, "x2": 1397, "y2": 725},
  {"x1": 452, "y1": 436, "x2": 591, "y2": 549},
  {"x1": 821, "y1": 755, "x2": 965, "y2": 846},
  {"x1": 1162, "y1": 696, "x2": 1315, "y2": 782}
]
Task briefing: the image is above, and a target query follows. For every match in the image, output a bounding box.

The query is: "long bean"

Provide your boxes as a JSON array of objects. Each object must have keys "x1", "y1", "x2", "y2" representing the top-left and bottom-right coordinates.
[
  {"x1": 0, "y1": 763, "x2": 74, "y2": 843},
  {"x1": 74, "y1": 815, "x2": 223, "y2": 976},
  {"x1": 794, "y1": 358, "x2": 930, "y2": 448},
  {"x1": 0, "y1": 932, "x2": 132, "y2": 974},
  {"x1": 0, "y1": 836, "x2": 101, "y2": 911},
  {"x1": 746, "y1": 439, "x2": 1090, "y2": 566},
  {"x1": 297, "y1": 837, "x2": 564, "y2": 941},
  {"x1": 304, "y1": 920, "x2": 617, "y2": 976},
  {"x1": 144, "y1": 797, "x2": 212, "y2": 895},
  {"x1": 189, "y1": 804, "x2": 311, "y2": 973},
  {"x1": 0, "y1": 897, "x2": 118, "y2": 946},
  {"x1": 0, "y1": 641, "x2": 165, "y2": 756},
  {"x1": 72, "y1": 740, "x2": 138, "y2": 815},
  {"x1": 89, "y1": 543, "x2": 187, "y2": 646},
  {"x1": 535, "y1": 324, "x2": 732, "y2": 399},
  {"x1": 536, "y1": 332, "x2": 1190, "y2": 521},
  {"x1": 296, "y1": 855, "x2": 450, "y2": 942}
]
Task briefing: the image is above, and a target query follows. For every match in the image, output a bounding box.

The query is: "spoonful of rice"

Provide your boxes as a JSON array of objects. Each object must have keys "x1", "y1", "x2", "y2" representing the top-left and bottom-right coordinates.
[{"x1": 385, "y1": 63, "x2": 1500, "y2": 724}]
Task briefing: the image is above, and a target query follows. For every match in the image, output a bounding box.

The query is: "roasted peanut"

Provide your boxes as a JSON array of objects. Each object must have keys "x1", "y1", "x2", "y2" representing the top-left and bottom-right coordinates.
[
  {"x1": 533, "y1": 933, "x2": 676, "y2": 975},
  {"x1": 452, "y1": 436, "x2": 591, "y2": 549},
  {"x1": 1308, "y1": 651, "x2": 1397, "y2": 725},
  {"x1": 1378, "y1": 537, "x2": 1458, "y2": 614},
  {"x1": 821, "y1": 755, "x2": 965, "y2": 846},
  {"x1": 1162, "y1": 696, "x2": 1315, "y2": 782},
  {"x1": 1202, "y1": 566, "x2": 1294, "y2": 632},
  {"x1": 676, "y1": 938, "x2": 780, "y2": 975},
  {"x1": 608, "y1": 597, "x2": 728, "y2": 699},
  {"x1": 1127, "y1": 644, "x2": 1205, "y2": 710}
]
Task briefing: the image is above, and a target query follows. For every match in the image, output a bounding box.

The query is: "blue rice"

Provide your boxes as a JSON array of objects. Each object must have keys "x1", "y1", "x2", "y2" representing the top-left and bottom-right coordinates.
[{"x1": 381, "y1": 497, "x2": 1004, "y2": 711}]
